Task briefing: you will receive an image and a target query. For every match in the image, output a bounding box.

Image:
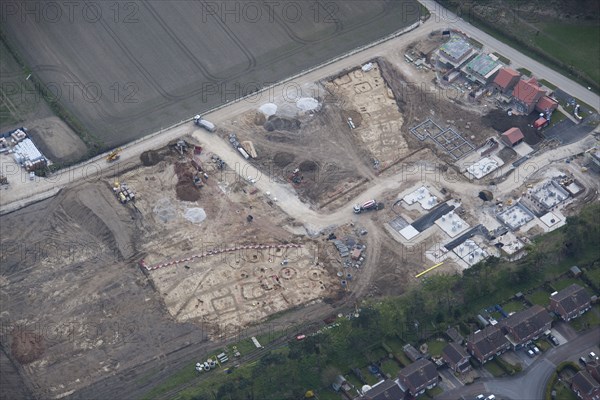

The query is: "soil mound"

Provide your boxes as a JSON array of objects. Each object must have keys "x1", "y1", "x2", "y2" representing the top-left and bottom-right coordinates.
[
  {"x1": 174, "y1": 162, "x2": 200, "y2": 202},
  {"x1": 140, "y1": 150, "x2": 163, "y2": 166},
  {"x1": 184, "y1": 208, "x2": 206, "y2": 224},
  {"x1": 176, "y1": 183, "x2": 200, "y2": 202},
  {"x1": 259, "y1": 103, "x2": 277, "y2": 116},
  {"x1": 296, "y1": 97, "x2": 320, "y2": 111},
  {"x1": 264, "y1": 116, "x2": 301, "y2": 132},
  {"x1": 479, "y1": 190, "x2": 494, "y2": 201},
  {"x1": 11, "y1": 330, "x2": 45, "y2": 364},
  {"x1": 299, "y1": 160, "x2": 318, "y2": 172},
  {"x1": 273, "y1": 152, "x2": 295, "y2": 168},
  {"x1": 153, "y1": 198, "x2": 177, "y2": 223},
  {"x1": 254, "y1": 112, "x2": 266, "y2": 125}
]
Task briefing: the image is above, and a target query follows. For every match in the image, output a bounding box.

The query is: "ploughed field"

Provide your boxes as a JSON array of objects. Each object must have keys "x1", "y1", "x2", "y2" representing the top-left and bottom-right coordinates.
[{"x1": 0, "y1": 0, "x2": 421, "y2": 149}]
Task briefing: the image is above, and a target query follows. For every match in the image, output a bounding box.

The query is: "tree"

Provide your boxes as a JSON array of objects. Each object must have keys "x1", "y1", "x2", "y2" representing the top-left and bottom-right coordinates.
[
  {"x1": 563, "y1": 217, "x2": 583, "y2": 258},
  {"x1": 216, "y1": 382, "x2": 235, "y2": 400},
  {"x1": 321, "y1": 365, "x2": 341, "y2": 387},
  {"x1": 378, "y1": 300, "x2": 403, "y2": 338}
]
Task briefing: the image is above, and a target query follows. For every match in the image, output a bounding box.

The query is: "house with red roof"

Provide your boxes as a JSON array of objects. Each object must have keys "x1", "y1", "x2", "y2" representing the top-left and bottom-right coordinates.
[
  {"x1": 500, "y1": 127, "x2": 525, "y2": 147},
  {"x1": 535, "y1": 96, "x2": 559, "y2": 113},
  {"x1": 512, "y1": 77, "x2": 546, "y2": 114},
  {"x1": 492, "y1": 67, "x2": 520, "y2": 94}
]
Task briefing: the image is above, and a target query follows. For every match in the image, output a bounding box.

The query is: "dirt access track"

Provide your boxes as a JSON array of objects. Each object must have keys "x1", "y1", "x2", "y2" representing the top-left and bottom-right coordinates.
[
  {"x1": 0, "y1": 138, "x2": 350, "y2": 399},
  {"x1": 1, "y1": 5, "x2": 597, "y2": 399},
  {"x1": 0, "y1": 0, "x2": 421, "y2": 149},
  {"x1": 0, "y1": 184, "x2": 207, "y2": 399}
]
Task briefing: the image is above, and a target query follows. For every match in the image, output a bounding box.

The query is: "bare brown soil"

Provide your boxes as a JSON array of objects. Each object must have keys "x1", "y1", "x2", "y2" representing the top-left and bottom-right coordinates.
[
  {"x1": 10, "y1": 330, "x2": 45, "y2": 365},
  {"x1": 174, "y1": 162, "x2": 201, "y2": 202}
]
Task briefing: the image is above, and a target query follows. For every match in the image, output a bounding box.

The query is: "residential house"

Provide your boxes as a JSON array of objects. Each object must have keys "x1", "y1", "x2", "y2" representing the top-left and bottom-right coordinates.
[
  {"x1": 512, "y1": 77, "x2": 545, "y2": 114},
  {"x1": 446, "y1": 326, "x2": 464, "y2": 345},
  {"x1": 503, "y1": 305, "x2": 552, "y2": 349},
  {"x1": 550, "y1": 284, "x2": 592, "y2": 321},
  {"x1": 398, "y1": 358, "x2": 438, "y2": 397},
  {"x1": 535, "y1": 95, "x2": 559, "y2": 114},
  {"x1": 462, "y1": 53, "x2": 502, "y2": 85},
  {"x1": 571, "y1": 370, "x2": 600, "y2": 400},
  {"x1": 358, "y1": 379, "x2": 406, "y2": 400},
  {"x1": 466, "y1": 325, "x2": 511, "y2": 364},
  {"x1": 442, "y1": 342, "x2": 471, "y2": 373},
  {"x1": 438, "y1": 36, "x2": 475, "y2": 67},
  {"x1": 492, "y1": 67, "x2": 520, "y2": 94},
  {"x1": 587, "y1": 361, "x2": 600, "y2": 384},
  {"x1": 500, "y1": 127, "x2": 525, "y2": 147}
]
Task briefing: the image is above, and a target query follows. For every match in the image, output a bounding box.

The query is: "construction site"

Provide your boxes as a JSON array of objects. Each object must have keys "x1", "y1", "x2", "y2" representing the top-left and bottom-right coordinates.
[{"x1": 0, "y1": 24, "x2": 599, "y2": 400}]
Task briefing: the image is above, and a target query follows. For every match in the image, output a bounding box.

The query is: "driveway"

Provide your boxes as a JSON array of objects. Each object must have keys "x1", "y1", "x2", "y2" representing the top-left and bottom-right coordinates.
[{"x1": 437, "y1": 326, "x2": 600, "y2": 400}]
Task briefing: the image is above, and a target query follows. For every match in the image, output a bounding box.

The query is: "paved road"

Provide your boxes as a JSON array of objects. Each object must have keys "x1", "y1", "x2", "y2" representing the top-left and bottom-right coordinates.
[
  {"x1": 421, "y1": 1, "x2": 600, "y2": 111},
  {"x1": 437, "y1": 326, "x2": 600, "y2": 400},
  {"x1": 2, "y1": 1, "x2": 599, "y2": 217}
]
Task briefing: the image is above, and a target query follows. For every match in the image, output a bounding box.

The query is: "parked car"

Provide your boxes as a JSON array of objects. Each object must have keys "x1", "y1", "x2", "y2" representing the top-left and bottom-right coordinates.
[
  {"x1": 527, "y1": 349, "x2": 535, "y2": 358},
  {"x1": 580, "y1": 357, "x2": 588, "y2": 366},
  {"x1": 487, "y1": 395, "x2": 496, "y2": 400},
  {"x1": 531, "y1": 345, "x2": 541, "y2": 355},
  {"x1": 549, "y1": 335, "x2": 559, "y2": 346},
  {"x1": 590, "y1": 352, "x2": 599, "y2": 361},
  {"x1": 475, "y1": 395, "x2": 485, "y2": 400}
]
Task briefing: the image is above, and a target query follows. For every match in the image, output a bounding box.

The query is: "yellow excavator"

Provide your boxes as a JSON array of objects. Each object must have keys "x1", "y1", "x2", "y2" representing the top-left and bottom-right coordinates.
[{"x1": 106, "y1": 148, "x2": 122, "y2": 162}]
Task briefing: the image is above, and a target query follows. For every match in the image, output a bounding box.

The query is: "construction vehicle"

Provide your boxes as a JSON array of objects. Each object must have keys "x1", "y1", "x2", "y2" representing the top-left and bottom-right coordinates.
[
  {"x1": 112, "y1": 181, "x2": 136, "y2": 204},
  {"x1": 106, "y1": 148, "x2": 122, "y2": 162},
  {"x1": 237, "y1": 146, "x2": 250, "y2": 160},
  {"x1": 353, "y1": 199, "x2": 377, "y2": 214},
  {"x1": 290, "y1": 168, "x2": 303, "y2": 185},
  {"x1": 193, "y1": 175, "x2": 204, "y2": 188},
  {"x1": 175, "y1": 139, "x2": 187, "y2": 156},
  {"x1": 193, "y1": 115, "x2": 216, "y2": 132}
]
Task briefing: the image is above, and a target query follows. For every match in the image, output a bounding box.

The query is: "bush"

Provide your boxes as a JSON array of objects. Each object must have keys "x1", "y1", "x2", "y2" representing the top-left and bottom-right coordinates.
[
  {"x1": 495, "y1": 357, "x2": 519, "y2": 375},
  {"x1": 557, "y1": 361, "x2": 580, "y2": 373},
  {"x1": 545, "y1": 372, "x2": 557, "y2": 400}
]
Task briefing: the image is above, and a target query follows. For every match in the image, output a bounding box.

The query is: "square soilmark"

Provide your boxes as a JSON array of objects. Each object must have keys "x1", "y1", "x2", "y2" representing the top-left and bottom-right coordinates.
[
  {"x1": 411, "y1": 118, "x2": 444, "y2": 141},
  {"x1": 412, "y1": 121, "x2": 475, "y2": 160}
]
